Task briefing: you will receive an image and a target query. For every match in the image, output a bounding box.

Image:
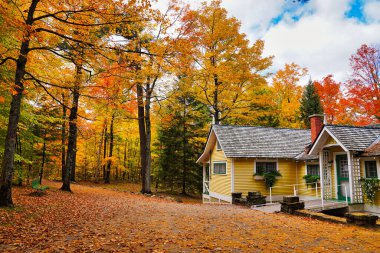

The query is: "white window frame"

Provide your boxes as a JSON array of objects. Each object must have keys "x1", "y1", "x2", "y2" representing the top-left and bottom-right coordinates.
[
  {"x1": 213, "y1": 161, "x2": 227, "y2": 175},
  {"x1": 361, "y1": 157, "x2": 380, "y2": 179},
  {"x1": 305, "y1": 162, "x2": 320, "y2": 176},
  {"x1": 254, "y1": 159, "x2": 278, "y2": 174}
]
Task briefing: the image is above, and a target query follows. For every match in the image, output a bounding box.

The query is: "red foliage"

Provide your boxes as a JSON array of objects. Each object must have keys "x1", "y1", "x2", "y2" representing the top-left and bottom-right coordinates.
[
  {"x1": 314, "y1": 75, "x2": 349, "y2": 124},
  {"x1": 345, "y1": 44, "x2": 380, "y2": 125}
]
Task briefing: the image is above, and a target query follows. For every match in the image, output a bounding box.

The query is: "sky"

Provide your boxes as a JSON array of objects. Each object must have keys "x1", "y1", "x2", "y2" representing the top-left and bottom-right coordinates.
[{"x1": 154, "y1": 0, "x2": 380, "y2": 83}]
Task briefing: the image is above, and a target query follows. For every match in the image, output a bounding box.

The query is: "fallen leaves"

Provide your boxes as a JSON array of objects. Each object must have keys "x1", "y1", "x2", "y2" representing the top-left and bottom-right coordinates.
[{"x1": 0, "y1": 181, "x2": 379, "y2": 252}]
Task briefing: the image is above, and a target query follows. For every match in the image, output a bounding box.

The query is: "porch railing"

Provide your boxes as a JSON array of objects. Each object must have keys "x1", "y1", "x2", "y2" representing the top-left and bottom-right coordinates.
[
  {"x1": 269, "y1": 183, "x2": 348, "y2": 209},
  {"x1": 203, "y1": 181, "x2": 210, "y2": 195}
]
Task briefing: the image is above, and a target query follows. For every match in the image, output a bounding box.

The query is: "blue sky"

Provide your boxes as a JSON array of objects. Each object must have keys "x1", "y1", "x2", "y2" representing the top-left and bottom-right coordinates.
[{"x1": 156, "y1": 0, "x2": 380, "y2": 82}]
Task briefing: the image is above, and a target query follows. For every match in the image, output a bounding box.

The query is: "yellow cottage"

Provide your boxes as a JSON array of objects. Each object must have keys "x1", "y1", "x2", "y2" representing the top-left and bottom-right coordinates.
[{"x1": 198, "y1": 115, "x2": 380, "y2": 214}]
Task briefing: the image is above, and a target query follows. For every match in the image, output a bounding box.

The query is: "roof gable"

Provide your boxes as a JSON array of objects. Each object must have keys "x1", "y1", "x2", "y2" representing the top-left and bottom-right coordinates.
[
  {"x1": 325, "y1": 125, "x2": 380, "y2": 151},
  {"x1": 309, "y1": 125, "x2": 380, "y2": 155}
]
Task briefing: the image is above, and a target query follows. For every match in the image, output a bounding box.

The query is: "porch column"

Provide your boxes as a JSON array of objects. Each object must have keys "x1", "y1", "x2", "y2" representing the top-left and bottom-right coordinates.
[
  {"x1": 347, "y1": 151, "x2": 354, "y2": 202},
  {"x1": 202, "y1": 163, "x2": 206, "y2": 194},
  {"x1": 319, "y1": 150, "x2": 324, "y2": 204},
  {"x1": 231, "y1": 159, "x2": 234, "y2": 194}
]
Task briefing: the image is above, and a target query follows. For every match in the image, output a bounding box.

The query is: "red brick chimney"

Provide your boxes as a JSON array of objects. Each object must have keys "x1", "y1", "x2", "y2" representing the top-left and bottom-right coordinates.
[{"x1": 309, "y1": 114, "x2": 324, "y2": 142}]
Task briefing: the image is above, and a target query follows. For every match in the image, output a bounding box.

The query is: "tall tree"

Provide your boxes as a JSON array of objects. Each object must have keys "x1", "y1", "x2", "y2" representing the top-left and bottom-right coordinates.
[
  {"x1": 156, "y1": 84, "x2": 208, "y2": 194},
  {"x1": 0, "y1": 0, "x2": 150, "y2": 205},
  {"x1": 346, "y1": 44, "x2": 380, "y2": 125},
  {"x1": 182, "y1": 0, "x2": 272, "y2": 125},
  {"x1": 271, "y1": 63, "x2": 307, "y2": 128},
  {"x1": 314, "y1": 75, "x2": 349, "y2": 124},
  {"x1": 299, "y1": 79, "x2": 323, "y2": 128}
]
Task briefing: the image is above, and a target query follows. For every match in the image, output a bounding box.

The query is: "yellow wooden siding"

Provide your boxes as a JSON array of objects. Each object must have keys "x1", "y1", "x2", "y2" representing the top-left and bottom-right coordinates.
[
  {"x1": 209, "y1": 142, "x2": 231, "y2": 196},
  {"x1": 360, "y1": 157, "x2": 380, "y2": 207},
  {"x1": 273, "y1": 160, "x2": 298, "y2": 196},
  {"x1": 234, "y1": 159, "x2": 266, "y2": 196},
  {"x1": 234, "y1": 159, "x2": 296, "y2": 196},
  {"x1": 296, "y1": 163, "x2": 319, "y2": 197},
  {"x1": 326, "y1": 136, "x2": 337, "y2": 145}
]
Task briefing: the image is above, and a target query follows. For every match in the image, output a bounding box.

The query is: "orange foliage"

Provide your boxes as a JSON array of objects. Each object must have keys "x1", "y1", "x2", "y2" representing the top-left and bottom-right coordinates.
[
  {"x1": 314, "y1": 75, "x2": 350, "y2": 125},
  {"x1": 0, "y1": 182, "x2": 379, "y2": 252}
]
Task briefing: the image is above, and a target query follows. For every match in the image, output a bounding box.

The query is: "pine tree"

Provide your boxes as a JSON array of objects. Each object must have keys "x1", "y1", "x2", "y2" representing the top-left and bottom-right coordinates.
[
  {"x1": 300, "y1": 79, "x2": 323, "y2": 128},
  {"x1": 155, "y1": 91, "x2": 209, "y2": 195}
]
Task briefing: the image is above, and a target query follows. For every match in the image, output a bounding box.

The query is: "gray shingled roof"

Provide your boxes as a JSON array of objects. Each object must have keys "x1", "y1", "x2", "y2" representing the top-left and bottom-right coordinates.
[
  {"x1": 213, "y1": 125, "x2": 312, "y2": 159},
  {"x1": 325, "y1": 125, "x2": 380, "y2": 151}
]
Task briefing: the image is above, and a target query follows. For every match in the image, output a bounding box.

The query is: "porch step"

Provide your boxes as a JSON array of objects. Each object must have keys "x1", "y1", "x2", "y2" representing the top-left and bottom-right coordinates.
[{"x1": 307, "y1": 203, "x2": 348, "y2": 212}]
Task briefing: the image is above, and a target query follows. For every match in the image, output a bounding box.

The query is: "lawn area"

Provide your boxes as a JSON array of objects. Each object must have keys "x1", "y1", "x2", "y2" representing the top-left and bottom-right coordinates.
[{"x1": 0, "y1": 181, "x2": 379, "y2": 252}]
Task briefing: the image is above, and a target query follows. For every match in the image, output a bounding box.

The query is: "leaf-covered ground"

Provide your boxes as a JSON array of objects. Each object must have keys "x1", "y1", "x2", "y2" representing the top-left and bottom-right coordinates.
[{"x1": 1, "y1": 181, "x2": 379, "y2": 252}]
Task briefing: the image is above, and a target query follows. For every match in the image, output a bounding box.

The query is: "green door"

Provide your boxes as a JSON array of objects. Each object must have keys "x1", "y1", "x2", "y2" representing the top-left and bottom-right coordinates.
[{"x1": 336, "y1": 155, "x2": 350, "y2": 202}]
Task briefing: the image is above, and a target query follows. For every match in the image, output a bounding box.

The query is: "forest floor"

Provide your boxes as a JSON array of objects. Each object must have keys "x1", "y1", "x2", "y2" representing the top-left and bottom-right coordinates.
[{"x1": 1, "y1": 181, "x2": 379, "y2": 253}]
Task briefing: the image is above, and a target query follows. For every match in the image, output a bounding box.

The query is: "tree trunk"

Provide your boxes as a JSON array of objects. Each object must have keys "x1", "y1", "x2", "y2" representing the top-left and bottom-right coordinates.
[
  {"x1": 0, "y1": 0, "x2": 39, "y2": 207},
  {"x1": 102, "y1": 121, "x2": 108, "y2": 181},
  {"x1": 105, "y1": 114, "x2": 114, "y2": 184},
  {"x1": 40, "y1": 129, "x2": 46, "y2": 185},
  {"x1": 95, "y1": 123, "x2": 105, "y2": 183},
  {"x1": 123, "y1": 140, "x2": 127, "y2": 181},
  {"x1": 61, "y1": 93, "x2": 67, "y2": 181},
  {"x1": 137, "y1": 82, "x2": 149, "y2": 193},
  {"x1": 144, "y1": 83, "x2": 152, "y2": 194},
  {"x1": 61, "y1": 63, "x2": 81, "y2": 191},
  {"x1": 182, "y1": 100, "x2": 187, "y2": 195},
  {"x1": 15, "y1": 131, "x2": 22, "y2": 186}
]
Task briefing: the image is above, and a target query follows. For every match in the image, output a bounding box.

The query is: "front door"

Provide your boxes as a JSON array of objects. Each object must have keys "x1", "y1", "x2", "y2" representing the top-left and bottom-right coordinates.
[{"x1": 336, "y1": 154, "x2": 350, "y2": 202}]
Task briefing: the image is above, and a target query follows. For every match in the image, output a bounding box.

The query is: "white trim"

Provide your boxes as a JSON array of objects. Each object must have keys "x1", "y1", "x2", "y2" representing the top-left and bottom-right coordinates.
[
  {"x1": 347, "y1": 151, "x2": 354, "y2": 201},
  {"x1": 309, "y1": 128, "x2": 349, "y2": 155},
  {"x1": 361, "y1": 157, "x2": 380, "y2": 179},
  {"x1": 202, "y1": 163, "x2": 206, "y2": 194},
  {"x1": 319, "y1": 152, "x2": 324, "y2": 203},
  {"x1": 209, "y1": 191, "x2": 232, "y2": 203},
  {"x1": 254, "y1": 159, "x2": 278, "y2": 174},
  {"x1": 212, "y1": 161, "x2": 227, "y2": 175},
  {"x1": 325, "y1": 128, "x2": 349, "y2": 152},
  {"x1": 334, "y1": 151, "x2": 346, "y2": 200},
  {"x1": 231, "y1": 159, "x2": 235, "y2": 193},
  {"x1": 216, "y1": 139, "x2": 222, "y2": 151},
  {"x1": 213, "y1": 130, "x2": 228, "y2": 159}
]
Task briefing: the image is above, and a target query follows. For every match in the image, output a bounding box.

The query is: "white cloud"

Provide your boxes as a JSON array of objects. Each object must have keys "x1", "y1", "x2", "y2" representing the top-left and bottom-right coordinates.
[
  {"x1": 364, "y1": 0, "x2": 380, "y2": 23},
  {"x1": 262, "y1": 0, "x2": 380, "y2": 82},
  {"x1": 152, "y1": 0, "x2": 380, "y2": 83}
]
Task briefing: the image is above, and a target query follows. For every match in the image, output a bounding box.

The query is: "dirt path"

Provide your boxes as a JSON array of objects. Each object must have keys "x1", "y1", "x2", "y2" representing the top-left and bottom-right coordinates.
[{"x1": 1, "y1": 181, "x2": 379, "y2": 252}]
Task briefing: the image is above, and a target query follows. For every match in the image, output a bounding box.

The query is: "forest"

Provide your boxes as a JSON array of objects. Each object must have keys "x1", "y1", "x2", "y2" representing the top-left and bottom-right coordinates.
[{"x1": 0, "y1": 0, "x2": 379, "y2": 207}]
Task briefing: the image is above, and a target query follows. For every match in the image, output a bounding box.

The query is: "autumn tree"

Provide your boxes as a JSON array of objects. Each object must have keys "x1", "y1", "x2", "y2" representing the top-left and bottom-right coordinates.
[
  {"x1": 299, "y1": 79, "x2": 323, "y2": 128},
  {"x1": 181, "y1": 0, "x2": 272, "y2": 125},
  {"x1": 271, "y1": 63, "x2": 307, "y2": 128},
  {"x1": 116, "y1": 1, "x2": 189, "y2": 193},
  {"x1": 345, "y1": 44, "x2": 380, "y2": 125},
  {"x1": 0, "y1": 0, "x2": 150, "y2": 205},
  {"x1": 314, "y1": 75, "x2": 349, "y2": 124}
]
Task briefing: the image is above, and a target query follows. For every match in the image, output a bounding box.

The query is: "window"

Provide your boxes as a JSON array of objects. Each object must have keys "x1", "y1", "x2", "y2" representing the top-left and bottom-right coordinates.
[
  {"x1": 213, "y1": 162, "x2": 226, "y2": 174},
  {"x1": 365, "y1": 161, "x2": 378, "y2": 178},
  {"x1": 307, "y1": 164, "x2": 319, "y2": 176},
  {"x1": 255, "y1": 162, "x2": 277, "y2": 175},
  {"x1": 216, "y1": 140, "x2": 221, "y2": 150}
]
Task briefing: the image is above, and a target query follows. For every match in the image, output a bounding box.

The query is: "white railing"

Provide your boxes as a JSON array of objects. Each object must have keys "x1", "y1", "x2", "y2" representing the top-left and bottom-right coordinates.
[
  {"x1": 269, "y1": 182, "x2": 320, "y2": 203},
  {"x1": 269, "y1": 183, "x2": 348, "y2": 210},
  {"x1": 203, "y1": 181, "x2": 210, "y2": 195}
]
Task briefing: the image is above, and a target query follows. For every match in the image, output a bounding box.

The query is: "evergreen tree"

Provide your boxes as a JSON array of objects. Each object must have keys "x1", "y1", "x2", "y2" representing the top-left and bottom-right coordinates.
[
  {"x1": 155, "y1": 92, "x2": 209, "y2": 195},
  {"x1": 300, "y1": 79, "x2": 323, "y2": 128}
]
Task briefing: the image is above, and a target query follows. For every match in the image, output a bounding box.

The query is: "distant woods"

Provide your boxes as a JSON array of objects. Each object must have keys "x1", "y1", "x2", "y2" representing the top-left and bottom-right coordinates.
[{"x1": 0, "y1": 0, "x2": 379, "y2": 206}]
